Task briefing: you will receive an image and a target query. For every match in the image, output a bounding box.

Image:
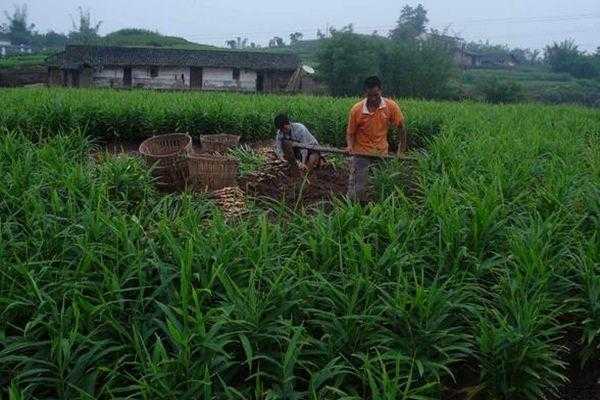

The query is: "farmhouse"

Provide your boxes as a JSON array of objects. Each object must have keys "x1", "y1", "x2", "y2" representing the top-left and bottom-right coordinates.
[
  {"x1": 0, "y1": 40, "x2": 33, "y2": 57},
  {"x1": 46, "y1": 45, "x2": 301, "y2": 92},
  {"x1": 457, "y1": 50, "x2": 518, "y2": 69},
  {"x1": 0, "y1": 39, "x2": 10, "y2": 57}
]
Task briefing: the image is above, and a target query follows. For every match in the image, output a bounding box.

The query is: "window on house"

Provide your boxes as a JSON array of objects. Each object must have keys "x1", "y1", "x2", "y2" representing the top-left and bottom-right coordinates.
[
  {"x1": 233, "y1": 68, "x2": 240, "y2": 80},
  {"x1": 149, "y1": 67, "x2": 159, "y2": 78}
]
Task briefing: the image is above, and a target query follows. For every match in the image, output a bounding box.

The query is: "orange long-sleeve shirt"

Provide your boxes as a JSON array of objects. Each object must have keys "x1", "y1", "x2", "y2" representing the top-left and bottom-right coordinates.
[{"x1": 346, "y1": 97, "x2": 405, "y2": 156}]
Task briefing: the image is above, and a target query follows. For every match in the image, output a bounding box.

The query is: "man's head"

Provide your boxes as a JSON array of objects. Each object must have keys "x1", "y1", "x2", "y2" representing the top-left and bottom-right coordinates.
[
  {"x1": 274, "y1": 113, "x2": 291, "y2": 133},
  {"x1": 364, "y1": 76, "x2": 383, "y2": 105}
]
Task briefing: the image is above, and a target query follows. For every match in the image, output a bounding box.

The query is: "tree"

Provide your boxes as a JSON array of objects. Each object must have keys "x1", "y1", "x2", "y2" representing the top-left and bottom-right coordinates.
[
  {"x1": 4, "y1": 4, "x2": 35, "y2": 45},
  {"x1": 510, "y1": 48, "x2": 529, "y2": 65},
  {"x1": 32, "y1": 30, "x2": 68, "y2": 48},
  {"x1": 466, "y1": 40, "x2": 510, "y2": 55},
  {"x1": 289, "y1": 32, "x2": 303, "y2": 45},
  {"x1": 475, "y1": 77, "x2": 524, "y2": 104},
  {"x1": 68, "y1": 7, "x2": 102, "y2": 45},
  {"x1": 226, "y1": 37, "x2": 249, "y2": 49},
  {"x1": 317, "y1": 29, "x2": 326, "y2": 40},
  {"x1": 389, "y1": 4, "x2": 428, "y2": 41},
  {"x1": 545, "y1": 39, "x2": 599, "y2": 79},
  {"x1": 237, "y1": 37, "x2": 248, "y2": 49},
  {"x1": 317, "y1": 24, "x2": 457, "y2": 98},
  {"x1": 381, "y1": 35, "x2": 458, "y2": 99},
  {"x1": 317, "y1": 26, "x2": 384, "y2": 96},
  {"x1": 530, "y1": 49, "x2": 542, "y2": 64},
  {"x1": 268, "y1": 36, "x2": 285, "y2": 48}
]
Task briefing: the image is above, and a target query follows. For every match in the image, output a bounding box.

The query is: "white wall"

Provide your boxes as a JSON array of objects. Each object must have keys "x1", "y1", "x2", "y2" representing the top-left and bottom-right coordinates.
[
  {"x1": 93, "y1": 67, "x2": 124, "y2": 87},
  {"x1": 91, "y1": 66, "x2": 258, "y2": 91},
  {"x1": 132, "y1": 66, "x2": 190, "y2": 89},
  {"x1": 240, "y1": 70, "x2": 257, "y2": 91},
  {"x1": 203, "y1": 67, "x2": 257, "y2": 92},
  {"x1": 92, "y1": 66, "x2": 190, "y2": 89}
]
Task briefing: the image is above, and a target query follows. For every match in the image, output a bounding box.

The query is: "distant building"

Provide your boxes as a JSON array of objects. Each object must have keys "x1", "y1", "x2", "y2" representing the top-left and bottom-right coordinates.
[
  {"x1": 0, "y1": 40, "x2": 10, "y2": 57},
  {"x1": 285, "y1": 65, "x2": 326, "y2": 94},
  {"x1": 46, "y1": 45, "x2": 302, "y2": 92},
  {"x1": 0, "y1": 40, "x2": 33, "y2": 57},
  {"x1": 455, "y1": 47, "x2": 518, "y2": 69},
  {"x1": 416, "y1": 33, "x2": 518, "y2": 69}
]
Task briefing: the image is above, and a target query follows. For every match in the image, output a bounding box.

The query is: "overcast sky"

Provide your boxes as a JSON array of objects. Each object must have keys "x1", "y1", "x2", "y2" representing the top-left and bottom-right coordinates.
[{"x1": 5, "y1": 0, "x2": 600, "y2": 51}]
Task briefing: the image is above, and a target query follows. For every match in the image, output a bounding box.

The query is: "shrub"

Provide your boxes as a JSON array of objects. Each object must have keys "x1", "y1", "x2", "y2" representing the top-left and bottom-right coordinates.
[
  {"x1": 475, "y1": 77, "x2": 524, "y2": 104},
  {"x1": 381, "y1": 36, "x2": 459, "y2": 99},
  {"x1": 316, "y1": 27, "x2": 384, "y2": 97},
  {"x1": 317, "y1": 29, "x2": 457, "y2": 99},
  {"x1": 545, "y1": 40, "x2": 599, "y2": 79}
]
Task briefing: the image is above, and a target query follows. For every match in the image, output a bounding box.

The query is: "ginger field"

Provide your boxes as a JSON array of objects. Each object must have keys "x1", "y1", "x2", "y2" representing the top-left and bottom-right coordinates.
[{"x1": 0, "y1": 88, "x2": 599, "y2": 399}]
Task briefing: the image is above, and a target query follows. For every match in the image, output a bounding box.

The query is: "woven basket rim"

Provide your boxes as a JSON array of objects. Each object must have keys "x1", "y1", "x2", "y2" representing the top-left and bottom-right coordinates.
[
  {"x1": 139, "y1": 133, "x2": 192, "y2": 158},
  {"x1": 189, "y1": 153, "x2": 237, "y2": 161}
]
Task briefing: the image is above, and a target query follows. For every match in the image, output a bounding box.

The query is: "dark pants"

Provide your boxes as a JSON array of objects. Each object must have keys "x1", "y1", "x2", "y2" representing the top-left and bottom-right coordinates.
[
  {"x1": 348, "y1": 156, "x2": 375, "y2": 201},
  {"x1": 282, "y1": 140, "x2": 321, "y2": 169}
]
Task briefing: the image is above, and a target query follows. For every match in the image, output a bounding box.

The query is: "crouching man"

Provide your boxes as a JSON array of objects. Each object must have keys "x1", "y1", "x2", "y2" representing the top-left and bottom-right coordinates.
[
  {"x1": 274, "y1": 113, "x2": 322, "y2": 172},
  {"x1": 346, "y1": 76, "x2": 407, "y2": 202}
]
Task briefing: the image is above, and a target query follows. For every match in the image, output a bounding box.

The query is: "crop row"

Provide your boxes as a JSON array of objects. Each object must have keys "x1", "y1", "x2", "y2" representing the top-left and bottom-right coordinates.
[
  {"x1": 0, "y1": 88, "x2": 460, "y2": 145},
  {"x1": 0, "y1": 88, "x2": 599, "y2": 399}
]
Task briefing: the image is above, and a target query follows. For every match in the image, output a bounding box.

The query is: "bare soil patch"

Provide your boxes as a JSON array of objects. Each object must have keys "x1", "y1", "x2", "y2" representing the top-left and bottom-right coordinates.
[
  {"x1": 239, "y1": 157, "x2": 349, "y2": 208},
  {"x1": 95, "y1": 138, "x2": 352, "y2": 209}
]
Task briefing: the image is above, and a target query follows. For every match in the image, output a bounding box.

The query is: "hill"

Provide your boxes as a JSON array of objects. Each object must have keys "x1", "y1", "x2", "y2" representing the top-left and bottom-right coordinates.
[{"x1": 101, "y1": 29, "x2": 217, "y2": 50}]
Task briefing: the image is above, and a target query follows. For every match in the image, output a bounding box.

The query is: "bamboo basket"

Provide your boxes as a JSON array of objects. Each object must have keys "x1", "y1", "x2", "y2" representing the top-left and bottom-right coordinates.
[
  {"x1": 199, "y1": 134, "x2": 240, "y2": 153},
  {"x1": 139, "y1": 133, "x2": 192, "y2": 189},
  {"x1": 187, "y1": 154, "x2": 239, "y2": 191}
]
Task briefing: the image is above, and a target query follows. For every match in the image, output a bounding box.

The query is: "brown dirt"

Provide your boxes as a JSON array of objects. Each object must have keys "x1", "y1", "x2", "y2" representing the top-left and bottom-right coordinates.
[
  {"x1": 554, "y1": 330, "x2": 600, "y2": 400},
  {"x1": 239, "y1": 159, "x2": 349, "y2": 209},
  {"x1": 96, "y1": 138, "x2": 352, "y2": 209}
]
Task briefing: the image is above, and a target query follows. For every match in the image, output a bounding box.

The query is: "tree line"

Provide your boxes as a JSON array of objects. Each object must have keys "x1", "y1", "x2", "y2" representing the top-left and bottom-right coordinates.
[
  {"x1": 0, "y1": 5, "x2": 101, "y2": 48},
  {"x1": 315, "y1": 5, "x2": 600, "y2": 100},
  {"x1": 545, "y1": 40, "x2": 600, "y2": 79},
  {"x1": 316, "y1": 5, "x2": 459, "y2": 98},
  {"x1": 225, "y1": 33, "x2": 304, "y2": 49}
]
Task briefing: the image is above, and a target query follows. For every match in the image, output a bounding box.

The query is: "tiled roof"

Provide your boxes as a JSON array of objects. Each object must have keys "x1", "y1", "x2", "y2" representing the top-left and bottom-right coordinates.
[{"x1": 47, "y1": 45, "x2": 300, "y2": 71}]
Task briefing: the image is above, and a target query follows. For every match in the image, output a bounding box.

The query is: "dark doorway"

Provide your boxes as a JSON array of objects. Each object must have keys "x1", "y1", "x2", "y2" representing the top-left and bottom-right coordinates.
[
  {"x1": 123, "y1": 67, "x2": 132, "y2": 87},
  {"x1": 72, "y1": 71, "x2": 80, "y2": 87},
  {"x1": 190, "y1": 67, "x2": 203, "y2": 89},
  {"x1": 256, "y1": 72, "x2": 264, "y2": 92}
]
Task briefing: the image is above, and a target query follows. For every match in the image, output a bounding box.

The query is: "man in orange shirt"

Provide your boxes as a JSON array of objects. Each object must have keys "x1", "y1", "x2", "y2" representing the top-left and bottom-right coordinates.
[{"x1": 346, "y1": 76, "x2": 407, "y2": 201}]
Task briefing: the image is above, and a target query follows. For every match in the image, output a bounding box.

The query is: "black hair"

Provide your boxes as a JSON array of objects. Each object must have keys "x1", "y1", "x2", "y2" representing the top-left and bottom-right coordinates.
[
  {"x1": 274, "y1": 113, "x2": 290, "y2": 130},
  {"x1": 364, "y1": 76, "x2": 382, "y2": 90}
]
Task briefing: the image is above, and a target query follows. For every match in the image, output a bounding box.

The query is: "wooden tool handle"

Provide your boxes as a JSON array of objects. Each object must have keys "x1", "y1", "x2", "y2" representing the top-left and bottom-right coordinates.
[{"x1": 291, "y1": 143, "x2": 416, "y2": 161}]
